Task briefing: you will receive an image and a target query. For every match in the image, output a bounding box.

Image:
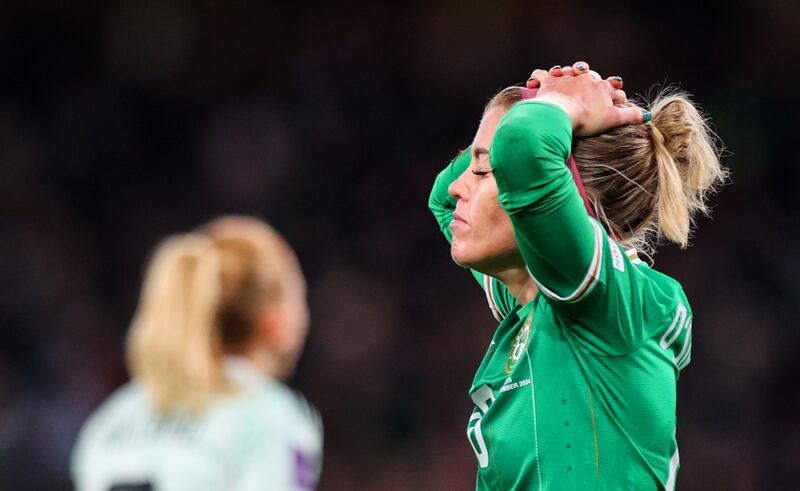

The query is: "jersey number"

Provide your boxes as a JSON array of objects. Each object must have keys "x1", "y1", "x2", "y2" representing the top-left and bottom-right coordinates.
[
  {"x1": 467, "y1": 384, "x2": 495, "y2": 468},
  {"x1": 659, "y1": 302, "x2": 693, "y2": 370}
]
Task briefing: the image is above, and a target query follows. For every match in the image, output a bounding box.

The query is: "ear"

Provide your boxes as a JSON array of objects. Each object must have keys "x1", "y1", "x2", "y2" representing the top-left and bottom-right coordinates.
[{"x1": 255, "y1": 305, "x2": 287, "y2": 352}]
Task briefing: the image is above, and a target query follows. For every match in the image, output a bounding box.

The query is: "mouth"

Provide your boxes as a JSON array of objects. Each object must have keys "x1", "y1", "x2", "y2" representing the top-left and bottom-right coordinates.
[{"x1": 449, "y1": 212, "x2": 468, "y2": 231}]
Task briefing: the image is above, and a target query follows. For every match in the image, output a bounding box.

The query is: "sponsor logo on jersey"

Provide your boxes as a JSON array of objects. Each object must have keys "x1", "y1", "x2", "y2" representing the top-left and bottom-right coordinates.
[
  {"x1": 294, "y1": 449, "x2": 318, "y2": 490},
  {"x1": 609, "y1": 237, "x2": 625, "y2": 272}
]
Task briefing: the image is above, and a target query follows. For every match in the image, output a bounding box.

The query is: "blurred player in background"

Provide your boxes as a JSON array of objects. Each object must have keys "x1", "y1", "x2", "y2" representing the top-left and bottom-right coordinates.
[
  {"x1": 71, "y1": 216, "x2": 322, "y2": 491},
  {"x1": 429, "y1": 62, "x2": 725, "y2": 489}
]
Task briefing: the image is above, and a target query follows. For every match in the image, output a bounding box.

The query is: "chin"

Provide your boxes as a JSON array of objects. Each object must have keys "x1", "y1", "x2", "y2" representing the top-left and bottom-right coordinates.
[
  {"x1": 451, "y1": 243, "x2": 522, "y2": 273},
  {"x1": 450, "y1": 246, "x2": 485, "y2": 271}
]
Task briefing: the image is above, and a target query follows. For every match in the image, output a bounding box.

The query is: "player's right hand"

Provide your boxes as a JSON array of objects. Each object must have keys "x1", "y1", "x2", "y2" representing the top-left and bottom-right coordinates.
[
  {"x1": 531, "y1": 61, "x2": 645, "y2": 136},
  {"x1": 527, "y1": 61, "x2": 626, "y2": 103}
]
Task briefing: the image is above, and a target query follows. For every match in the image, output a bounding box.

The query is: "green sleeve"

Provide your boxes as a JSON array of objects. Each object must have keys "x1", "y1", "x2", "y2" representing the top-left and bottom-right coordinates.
[
  {"x1": 491, "y1": 101, "x2": 689, "y2": 354},
  {"x1": 429, "y1": 149, "x2": 518, "y2": 320},
  {"x1": 491, "y1": 101, "x2": 598, "y2": 298},
  {"x1": 428, "y1": 148, "x2": 470, "y2": 245}
]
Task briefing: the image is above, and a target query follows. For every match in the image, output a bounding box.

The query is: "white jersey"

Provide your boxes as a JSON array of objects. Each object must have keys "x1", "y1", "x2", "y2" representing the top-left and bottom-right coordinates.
[{"x1": 71, "y1": 358, "x2": 322, "y2": 491}]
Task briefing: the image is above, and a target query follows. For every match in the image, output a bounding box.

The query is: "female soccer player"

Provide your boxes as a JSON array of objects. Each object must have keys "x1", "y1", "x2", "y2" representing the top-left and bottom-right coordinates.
[
  {"x1": 428, "y1": 62, "x2": 725, "y2": 489},
  {"x1": 71, "y1": 216, "x2": 322, "y2": 491}
]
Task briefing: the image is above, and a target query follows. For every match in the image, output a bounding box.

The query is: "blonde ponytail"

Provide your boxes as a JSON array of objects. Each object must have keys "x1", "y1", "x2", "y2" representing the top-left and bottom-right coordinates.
[
  {"x1": 650, "y1": 94, "x2": 726, "y2": 247},
  {"x1": 566, "y1": 88, "x2": 726, "y2": 252},
  {"x1": 125, "y1": 216, "x2": 305, "y2": 414},
  {"x1": 127, "y1": 234, "x2": 232, "y2": 414},
  {"x1": 652, "y1": 136, "x2": 690, "y2": 246},
  {"x1": 482, "y1": 85, "x2": 727, "y2": 252}
]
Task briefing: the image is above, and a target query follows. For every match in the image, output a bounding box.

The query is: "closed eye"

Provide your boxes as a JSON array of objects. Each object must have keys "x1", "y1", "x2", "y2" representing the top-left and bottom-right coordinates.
[{"x1": 471, "y1": 146, "x2": 491, "y2": 176}]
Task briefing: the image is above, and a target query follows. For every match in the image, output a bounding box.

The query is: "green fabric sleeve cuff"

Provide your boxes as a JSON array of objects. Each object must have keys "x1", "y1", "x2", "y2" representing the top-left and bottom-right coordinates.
[{"x1": 428, "y1": 148, "x2": 471, "y2": 242}]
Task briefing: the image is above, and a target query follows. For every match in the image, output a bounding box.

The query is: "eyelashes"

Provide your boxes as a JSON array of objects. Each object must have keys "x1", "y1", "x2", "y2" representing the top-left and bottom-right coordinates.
[{"x1": 472, "y1": 169, "x2": 491, "y2": 176}]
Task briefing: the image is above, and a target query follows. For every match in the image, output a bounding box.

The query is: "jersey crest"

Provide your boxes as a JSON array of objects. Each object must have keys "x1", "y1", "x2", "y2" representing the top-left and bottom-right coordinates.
[{"x1": 504, "y1": 311, "x2": 532, "y2": 373}]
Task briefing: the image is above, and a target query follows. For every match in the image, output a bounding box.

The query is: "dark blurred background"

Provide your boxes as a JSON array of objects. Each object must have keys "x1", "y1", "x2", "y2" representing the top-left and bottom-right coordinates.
[{"x1": 1, "y1": 0, "x2": 797, "y2": 489}]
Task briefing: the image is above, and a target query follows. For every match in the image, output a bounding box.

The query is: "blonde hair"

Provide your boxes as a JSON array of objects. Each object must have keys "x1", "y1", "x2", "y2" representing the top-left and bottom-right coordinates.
[
  {"x1": 486, "y1": 86, "x2": 727, "y2": 252},
  {"x1": 126, "y1": 216, "x2": 303, "y2": 413}
]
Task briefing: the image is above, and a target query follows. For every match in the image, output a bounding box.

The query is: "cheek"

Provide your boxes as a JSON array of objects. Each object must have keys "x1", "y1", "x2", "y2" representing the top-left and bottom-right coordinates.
[
  {"x1": 471, "y1": 185, "x2": 506, "y2": 235},
  {"x1": 289, "y1": 299, "x2": 310, "y2": 345},
  {"x1": 465, "y1": 186, "x2": 519, "y2": 255},
  {"x1": 279, "y1": 283, "x2": 310, "y2": 354},
  {"x1": 485, "y1": 211, "x2": 518, "y2": 254}
]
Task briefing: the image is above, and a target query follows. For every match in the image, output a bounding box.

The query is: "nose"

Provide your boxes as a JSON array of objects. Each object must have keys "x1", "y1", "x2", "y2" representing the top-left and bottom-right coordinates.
[{"x1": 448, "y1": 169, "x2": 469, "y2": 201}]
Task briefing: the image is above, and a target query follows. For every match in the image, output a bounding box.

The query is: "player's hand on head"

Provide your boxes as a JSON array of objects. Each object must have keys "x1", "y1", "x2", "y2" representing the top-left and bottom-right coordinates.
[
  {"x1": 527, "y1": 67, "x2": 564, "y2": 88},
  {"x1": 526, "y1": 68, "x2": 549, "y2": 89},
  {"x1": 526, "y1": 63, "x2": 572, "y2": 86},
  {"x1": 533, "y1": 61, "x2": 644, "y2": 136},
  {"x1": 526, "y1": 61, "x2": 627, "y2": 103}
]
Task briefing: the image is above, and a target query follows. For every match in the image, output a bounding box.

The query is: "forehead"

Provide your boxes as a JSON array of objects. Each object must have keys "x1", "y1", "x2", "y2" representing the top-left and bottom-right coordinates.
[{"x1": 473, "y1": 107, "x2": 507, "y2": 150}]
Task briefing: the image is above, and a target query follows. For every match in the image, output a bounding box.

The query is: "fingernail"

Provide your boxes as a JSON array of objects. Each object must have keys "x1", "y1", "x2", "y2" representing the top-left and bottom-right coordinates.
[
  {"x1": 576, "y1": 63, "x2": 588, "y2": 71},
  {"x1": 609, "y1": 76, "x2": 623, "y2": 82},
  {"x1": 550, "y1": 65, "x2": 562, "y2": 70},
  {"x1": 527, "y1": 77, "x2": 535, "y2": 82},
  {"x1": 642, "y1": 110, "x2": 652, "y2": 123}
]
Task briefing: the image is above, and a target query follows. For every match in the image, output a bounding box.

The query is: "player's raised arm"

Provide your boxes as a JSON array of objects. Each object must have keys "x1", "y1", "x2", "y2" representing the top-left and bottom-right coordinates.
[
  {"x1": 439, "y1": 63, "x2": 725, "y2": 490},
  {"x1": 490, "y1": 64, "x2": 724, "y2": 353},
  {"x1": 490, "y1": 66, "x2": 640, "y2": 304},
  {"x1": 429, "y1": 148, "x2": 470, "y2": 245},
  {"x1": 429, "y1": 148, "x2": 517, "y2": 321}
]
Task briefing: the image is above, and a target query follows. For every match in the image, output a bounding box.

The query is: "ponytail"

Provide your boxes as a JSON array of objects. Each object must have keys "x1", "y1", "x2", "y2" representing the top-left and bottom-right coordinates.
[
  {"x1": 126, "y1": 216, "x2": 304, "y2": 414},
  {"x1": 126, "y1": 234, "x2": 232, "y2": 413},
  {"x1": 571, "y1": 88, "x2": 726, "y2": 252},
  {"x1": 650, "y1": 94, "x2": 726, "y2": 248},
  {"x1": 652, "y1": 135, "x2": 690, "y2": 246}
]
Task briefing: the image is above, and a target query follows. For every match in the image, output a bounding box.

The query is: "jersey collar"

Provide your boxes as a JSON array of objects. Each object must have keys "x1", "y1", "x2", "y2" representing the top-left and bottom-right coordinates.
[
  {"x1": 223, "y1": 356, "x2": 271, "y2": 389},
  {"x1": 625, "y1": 247, "x2": 645, "y2": 264}
]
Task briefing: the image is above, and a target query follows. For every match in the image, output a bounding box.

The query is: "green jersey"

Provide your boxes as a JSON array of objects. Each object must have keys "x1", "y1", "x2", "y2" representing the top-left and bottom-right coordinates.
[
  {"x1": 429, "y1": 101, "x2": 692, "y2": 490},
  {"x1": 71, "y1": 357, "x2": 323, "y2": 491}
]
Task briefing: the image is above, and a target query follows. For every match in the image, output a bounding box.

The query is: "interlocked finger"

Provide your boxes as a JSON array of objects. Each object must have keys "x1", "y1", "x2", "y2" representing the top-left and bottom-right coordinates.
[
  {"x1": 572, "y1": 61, "x2": 590, "y2": 74},
  {"x1": 526, "y1": 69, "x2": 550, "y2": 89},
  {"x1": 612, "y1": 89, "x2": 628, "y2": 105}
]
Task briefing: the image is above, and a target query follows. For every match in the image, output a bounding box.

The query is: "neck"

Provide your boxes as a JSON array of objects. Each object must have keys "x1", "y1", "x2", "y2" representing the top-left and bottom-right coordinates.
[
  {"x1": 229, "y1": 345, "x2": 285, "y2": 381},
  {"x1": 492, "y1": 266, "x2": 538, "y2": 305}
]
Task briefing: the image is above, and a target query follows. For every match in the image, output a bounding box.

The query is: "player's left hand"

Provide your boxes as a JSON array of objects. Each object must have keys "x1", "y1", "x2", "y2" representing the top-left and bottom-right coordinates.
[
  {"x1": 531, "y1": 61, "x2": 646, "y2": 136},
  {"x1": 526, "y1": 61, "x2": 626, "y2": 104}
]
